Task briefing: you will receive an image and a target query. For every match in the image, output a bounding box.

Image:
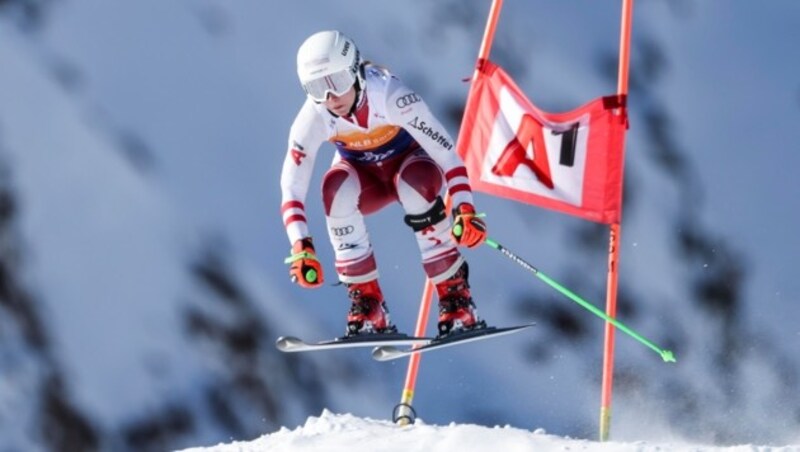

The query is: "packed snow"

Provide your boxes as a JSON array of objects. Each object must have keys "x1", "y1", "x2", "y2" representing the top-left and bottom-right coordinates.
[{"x1": 180, "y1": 410, "x2": 800, "y2": 452}]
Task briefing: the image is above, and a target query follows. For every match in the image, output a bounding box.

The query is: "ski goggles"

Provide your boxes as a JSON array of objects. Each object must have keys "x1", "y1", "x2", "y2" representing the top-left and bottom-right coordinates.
[{"x1": 302, "y1": 69, "x2": 356, "y2": 103}]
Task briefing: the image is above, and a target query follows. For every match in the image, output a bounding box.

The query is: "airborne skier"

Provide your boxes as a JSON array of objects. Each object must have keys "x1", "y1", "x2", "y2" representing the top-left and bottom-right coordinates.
[{"x1": 281, "y1": 30, "x2": 488, "y2": 337}]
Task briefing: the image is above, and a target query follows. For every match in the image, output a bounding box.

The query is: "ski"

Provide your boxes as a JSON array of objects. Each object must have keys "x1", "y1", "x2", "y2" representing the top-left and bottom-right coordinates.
[
  {"x1": 371, "y1": 323, "x2": 535, "y2": 362},
  {"x1": 276, "y1": 332, "x2": 432, "y2": 353}
]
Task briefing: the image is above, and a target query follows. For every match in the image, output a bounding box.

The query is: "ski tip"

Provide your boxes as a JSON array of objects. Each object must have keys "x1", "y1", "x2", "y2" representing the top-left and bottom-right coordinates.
[
  {"x1": 371, "y1": 345, "x2": 403, "y2": 362},
  {"x1": 275, "y1": 336, "x2": 304, "y2": 352}
]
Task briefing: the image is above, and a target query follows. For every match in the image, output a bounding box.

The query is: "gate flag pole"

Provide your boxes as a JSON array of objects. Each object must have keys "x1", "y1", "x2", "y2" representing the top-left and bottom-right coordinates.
[
  {"x1": 393, "y1": 0, "x2": 505, "y2": 426},
  {"x1": 599, "y1": 0, "x2": 634, "y2": 442}
]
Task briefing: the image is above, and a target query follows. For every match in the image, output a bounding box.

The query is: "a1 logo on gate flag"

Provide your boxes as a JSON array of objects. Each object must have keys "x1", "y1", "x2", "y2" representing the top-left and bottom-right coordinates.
[{"x1": 457, "y1": 61, "x2": 627, "y2": 224}]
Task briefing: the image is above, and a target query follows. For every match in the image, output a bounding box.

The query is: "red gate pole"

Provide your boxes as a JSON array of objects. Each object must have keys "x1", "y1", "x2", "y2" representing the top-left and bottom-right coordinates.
[
  {"x1": 394, "y1": 0, "x2": 505, "y2": 426},
  {"x1": 599, "y1": 0, "x2": 633, "y2": 441}
]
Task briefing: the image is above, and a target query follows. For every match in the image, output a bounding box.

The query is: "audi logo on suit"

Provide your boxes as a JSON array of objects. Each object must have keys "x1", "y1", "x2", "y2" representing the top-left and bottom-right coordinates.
[
  {"x1": 330, "y1": 225, "x2": 355, "y2": 237},
  {"x1": 395, "y1": 93, "x2": 421, "y2": 109}
]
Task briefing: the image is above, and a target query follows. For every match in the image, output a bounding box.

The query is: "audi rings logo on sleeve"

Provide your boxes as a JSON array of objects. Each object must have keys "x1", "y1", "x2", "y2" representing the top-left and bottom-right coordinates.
[
  {"x1": 395, "y1": 93, "x2": 421, "y2": 109},
  {"x1": 330, "y1": 225, "x2": 355, "y2": 237}
]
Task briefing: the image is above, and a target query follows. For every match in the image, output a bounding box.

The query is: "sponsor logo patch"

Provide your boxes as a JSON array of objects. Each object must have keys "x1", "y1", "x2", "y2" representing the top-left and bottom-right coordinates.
[
  {"x1": 406, "y1": 116, "x2": 453, "y2": 150},
  {"x1": 331, "y1": 225, "x2": 355, "y2": 237},
  {"x1": 395, "y1": 93, "x2": 421, "y2": 109}
]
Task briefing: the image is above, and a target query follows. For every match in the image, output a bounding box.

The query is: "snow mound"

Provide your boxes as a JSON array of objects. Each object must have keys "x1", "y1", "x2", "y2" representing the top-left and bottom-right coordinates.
[{"x1": 179, "y1": 410, "x2": 800, "y2": 452}]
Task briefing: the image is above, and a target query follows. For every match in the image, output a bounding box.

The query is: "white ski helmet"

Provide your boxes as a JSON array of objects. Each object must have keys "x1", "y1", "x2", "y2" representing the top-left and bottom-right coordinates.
[{"x1": 296, "y1": 30, "x2": 364, "y2": 102}]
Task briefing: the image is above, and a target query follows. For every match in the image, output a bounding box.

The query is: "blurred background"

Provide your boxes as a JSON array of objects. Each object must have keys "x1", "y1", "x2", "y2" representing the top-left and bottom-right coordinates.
[{"x1": 1, "y1": 0, "x2": 799, "y2": 450}]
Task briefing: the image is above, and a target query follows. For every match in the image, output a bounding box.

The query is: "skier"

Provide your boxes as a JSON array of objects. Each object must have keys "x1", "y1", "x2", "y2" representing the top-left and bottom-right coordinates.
[{"x1": 281, "y1": 30, "x2": 488, "y2": 337}]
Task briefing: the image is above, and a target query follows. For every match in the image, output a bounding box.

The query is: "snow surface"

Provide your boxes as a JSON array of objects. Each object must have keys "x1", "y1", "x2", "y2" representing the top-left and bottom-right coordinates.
[{"x1": 180, "y1": 411, "x2": 800, "y2": 452}]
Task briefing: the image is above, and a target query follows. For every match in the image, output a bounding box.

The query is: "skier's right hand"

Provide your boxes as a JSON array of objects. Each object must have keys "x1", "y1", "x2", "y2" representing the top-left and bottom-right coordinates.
[{"x1": 285, "y1": 237, "x2": 324, "y2": 289}]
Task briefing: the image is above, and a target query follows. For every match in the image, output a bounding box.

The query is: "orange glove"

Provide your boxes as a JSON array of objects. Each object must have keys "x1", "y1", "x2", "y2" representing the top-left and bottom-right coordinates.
[
  {"x1": 285, "y1": 237, "x2": 324, "y2": 288},
  {"x1": 451, "y1": 203, "x2": 487, "y2": 248}
]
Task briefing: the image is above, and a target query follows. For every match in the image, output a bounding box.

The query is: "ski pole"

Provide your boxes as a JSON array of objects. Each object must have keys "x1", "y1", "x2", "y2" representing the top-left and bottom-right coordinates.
[{"x1": 483, "y1": 237, "x2": 676, "y2": 363}]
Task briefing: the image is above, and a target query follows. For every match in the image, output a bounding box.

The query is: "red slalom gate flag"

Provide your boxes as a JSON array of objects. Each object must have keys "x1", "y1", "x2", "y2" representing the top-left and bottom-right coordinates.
[{"x1": 457, "y1": 61, "x2": 628, "y2": 224}]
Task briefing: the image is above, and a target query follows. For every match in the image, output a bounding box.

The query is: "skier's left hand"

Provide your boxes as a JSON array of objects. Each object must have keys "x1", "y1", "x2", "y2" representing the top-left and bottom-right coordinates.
[{"x1": 451, "y1": 203, "x2": 487, "y2": 249}]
